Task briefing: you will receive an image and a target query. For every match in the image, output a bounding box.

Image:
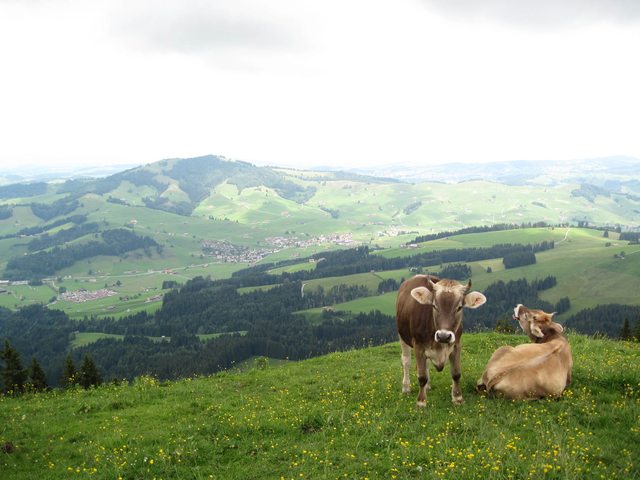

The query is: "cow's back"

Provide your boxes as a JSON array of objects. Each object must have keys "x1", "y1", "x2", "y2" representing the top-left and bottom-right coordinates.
[
  {"x1": 485, "y1": 339, "x2": 572, "y2": 399},
  {"x1": 396, "y1": 275, "x2": 439, "y2": 346}
]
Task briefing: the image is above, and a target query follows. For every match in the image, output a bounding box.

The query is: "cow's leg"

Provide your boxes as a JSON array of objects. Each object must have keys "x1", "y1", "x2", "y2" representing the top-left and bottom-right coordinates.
[
  {"x1": 415, "y1": 345, "x2": 429, "y2": 407},
  {"x1": 400, "y1": 337, "x2": 412, "y2": 394},
  {"x1": 476, "y1": 345, "x2": 512, "y2": 393},
  {"x1": 449, "y1": 343, "x2": 463, "y2": 405}
]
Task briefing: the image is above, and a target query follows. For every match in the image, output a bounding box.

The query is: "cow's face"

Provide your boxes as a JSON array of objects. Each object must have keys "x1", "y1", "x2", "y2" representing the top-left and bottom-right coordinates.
[
  {"x1": 513, "y1": 304, "x2": 563, "y2": 341},
  {"x1": 411, "y1": 279, "x2": 486, "y2": 344}
]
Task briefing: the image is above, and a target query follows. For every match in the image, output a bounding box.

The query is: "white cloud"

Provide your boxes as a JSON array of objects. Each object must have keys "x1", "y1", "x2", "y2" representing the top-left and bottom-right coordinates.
[
  {"x1": 112, "y1": 0, "x2": 303, "y2": 54},
  {"x1": 0, "y1": 0, "x2": 639, "y2": 170},
  {"x1": 422, "y1": 0, "x2": 640, "y2": 29}
]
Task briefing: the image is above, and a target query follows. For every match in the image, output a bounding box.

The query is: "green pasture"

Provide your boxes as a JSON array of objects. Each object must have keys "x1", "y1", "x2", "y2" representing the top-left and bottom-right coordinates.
[
  {"x1": 295, "y1": 228, "x2": 640, "y2": 320},
  {"x1": 54, "y1": 291, "x2": 164, "y2": 320},
  {"x1": 194, "y1": 184, "x2": 338, "y2": 238},
  {"x1": 2, "y1": 333, "x2": 638, "y2": 479},
  {"x1": 267, "y1": 261, "x2": 316, "y2": 275},
  {"x1": 70, "y1": 333, "x2": 131, "y2": 349},
  {"x1": 376, "y1": 227, "x2": 571, "y2": 258},
  {"x1": 70, "y1": 331, "x2": 248, "y2": 349},
  {"x1": 0, "y1": 206, "x2": 43, "y2": 237},
  {"x1": 229, "y1": 355, "x2": 292, "y2": 373},
  {"x1": 0, "y1": 284, "x2": 57, "y2": 310},
  {"x1": 303, "y1": 272, "x2": 385, "y2": 294}
]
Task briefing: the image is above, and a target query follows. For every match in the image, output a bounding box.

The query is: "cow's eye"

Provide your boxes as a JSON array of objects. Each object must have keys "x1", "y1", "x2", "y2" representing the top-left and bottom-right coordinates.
[{"x1": 456, "y1": 305, "x2": 463, "y2": 312}]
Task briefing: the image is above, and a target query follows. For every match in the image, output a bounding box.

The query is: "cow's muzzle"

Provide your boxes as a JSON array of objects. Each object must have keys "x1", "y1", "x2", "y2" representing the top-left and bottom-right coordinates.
[{"x1": 435, "y1": 329, "x2": 455, "y2": 344}]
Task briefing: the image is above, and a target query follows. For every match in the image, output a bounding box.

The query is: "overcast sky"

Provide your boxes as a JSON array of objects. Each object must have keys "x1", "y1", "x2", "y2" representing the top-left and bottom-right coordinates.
[{"x1": 1, "y1": 0, "x2": 639, "y2": 170}]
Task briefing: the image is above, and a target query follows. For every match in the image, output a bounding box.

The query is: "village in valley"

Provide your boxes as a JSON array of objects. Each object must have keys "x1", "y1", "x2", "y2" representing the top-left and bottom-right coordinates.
[{"x1": 201, "y1": 233, "x2": 358, "y2": 264}]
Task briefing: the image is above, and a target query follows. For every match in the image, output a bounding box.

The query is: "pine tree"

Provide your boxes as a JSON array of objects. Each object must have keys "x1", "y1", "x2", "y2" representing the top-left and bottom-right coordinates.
[
  {"x1": 633, "y1": 317, "x2": 640, "y2": 341},
  {"x1": 27, "y1": 357, "x2": 48, "y2": 392},
  {"x1": 494, "y1": 317, "x2": 515, "y2": 334},
  {"x1": 603, "y1": 230, "x2": 609, "y2": 238},
  {"x1": 0, "y1": 340, "x2": 27, "y2": 395},
  {"x1": 620, "y1": 317, "x2": 632, "y2": 340},
  {"x1": 61, "y1": 354, "x2": 77, "y2": 388},
  {"x1": 78, "y1": 355, "x2": 102, "y2": 389}
]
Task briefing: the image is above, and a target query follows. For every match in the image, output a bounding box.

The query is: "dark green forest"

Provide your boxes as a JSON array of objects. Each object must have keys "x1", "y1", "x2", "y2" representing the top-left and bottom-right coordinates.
[
  {"x1": 1, "y1": 257, "x2": 614, "y2": 392},
  {"x1": 4, "y1": 229, "x2": 159, "y2": 280}
]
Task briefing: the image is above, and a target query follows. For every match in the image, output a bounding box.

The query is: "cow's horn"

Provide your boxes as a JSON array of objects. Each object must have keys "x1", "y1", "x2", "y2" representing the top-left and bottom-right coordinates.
[{"x1": 465, "y1": 279, "x2": 472, "y2": 293}]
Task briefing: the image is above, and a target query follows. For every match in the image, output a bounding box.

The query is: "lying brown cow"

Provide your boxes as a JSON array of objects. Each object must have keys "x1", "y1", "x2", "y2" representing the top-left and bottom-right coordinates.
[
  {"x1": 477, "y1": 304, "x2": 573, "y2": 400},
  {"x1": 397, "y1": 275, "x2": 487, "y2": 407}
]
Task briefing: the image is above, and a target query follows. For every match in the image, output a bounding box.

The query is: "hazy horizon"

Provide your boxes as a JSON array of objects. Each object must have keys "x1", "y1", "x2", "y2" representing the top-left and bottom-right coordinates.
[{"x1": 1, "y1": 0, "x2": 640, "y2": 170}]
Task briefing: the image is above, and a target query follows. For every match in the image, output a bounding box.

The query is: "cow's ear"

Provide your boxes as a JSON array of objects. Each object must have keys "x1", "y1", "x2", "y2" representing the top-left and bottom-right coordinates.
[
  {"x1": 463, "y1": 291, "x2": 486, "y2": 309},
  {"x1": 548, "y1": 322, "x2": 564, "y2": 334},
  {"x1": 530, "y1": 323, "x2": 544, "y2": 338},
  {"x1": 411, "y1": 286, "x2": 433, "y2": 305}
]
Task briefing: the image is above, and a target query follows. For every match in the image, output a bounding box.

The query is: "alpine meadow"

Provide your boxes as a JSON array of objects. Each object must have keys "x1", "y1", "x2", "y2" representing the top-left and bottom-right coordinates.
[{"x1": 1, "y1": 155, "x2": 640, "y2": 479}]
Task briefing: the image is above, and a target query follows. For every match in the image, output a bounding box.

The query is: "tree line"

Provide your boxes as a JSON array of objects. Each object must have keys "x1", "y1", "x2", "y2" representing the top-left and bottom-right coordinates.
[
  {"x1": 0, "y1": 205, "x2": 12, "y2": 220},
  {"x1": 231, "y1": 241, "x2": 554, "y2": 287},
  {"x1": 0, "y1": 214, "x2": 88, "y2": 241},
  {"x1": 464, "y1": 276, "x2": 569, "y2": 330},
  {"x1": 0, "y1": 182, "x2": 48, "y2": 199},
  {"x1": 27, "y1": 222, "x2": 100, "y2": 252},
  {"x1": 0, "y1": 339, "x2": 101, "y2": 395},
  {"x1": 409, "y1": 222, "x2": 554, "y2": 244},
  {"x1": 4, "y1": 228, "x2": 159, "y2": 280},
  {"x1": 564, "y1": 304, "x2": 640, "y2": 337},
  {"x1": 30, "y1": 197, "x2": 80, "y2": 220}
]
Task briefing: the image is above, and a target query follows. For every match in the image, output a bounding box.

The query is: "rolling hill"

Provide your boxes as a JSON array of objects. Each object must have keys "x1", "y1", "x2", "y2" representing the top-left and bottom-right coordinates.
[
  {"x1": 0, "y1": 154, "x2": 638, "y2": 324},
  {"x1": 0, "y1": 156, "x2": 640, "y2": 389}
]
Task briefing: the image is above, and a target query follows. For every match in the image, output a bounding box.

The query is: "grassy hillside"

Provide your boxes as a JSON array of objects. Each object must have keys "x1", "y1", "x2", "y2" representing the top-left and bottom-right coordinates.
[
  {"x1": 295, "y1": 227, "x2": 640, "y2": 321},
  {"x1": 1, "y1": 156, "x2": 639, "y2": 319},
  {"x1": 1, "y1": 333, "x2": 638, "y2": 479}
]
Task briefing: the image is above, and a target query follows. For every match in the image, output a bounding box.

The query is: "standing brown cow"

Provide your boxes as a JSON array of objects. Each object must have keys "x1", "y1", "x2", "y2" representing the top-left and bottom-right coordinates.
[{"x1": 396, "y1": 275, "x2": 487, "y2": 407}]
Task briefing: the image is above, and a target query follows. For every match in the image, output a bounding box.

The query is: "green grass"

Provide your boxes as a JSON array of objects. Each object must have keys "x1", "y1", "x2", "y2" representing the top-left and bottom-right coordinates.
[
  {"x1": 304, "y1": 272, "x2": 385, "y2": 293},
  {"x1": 376, "y1": 227, "x2": 570, "y2": 258},
  {"x1": 0, "y1": 284, "x2": 57, "y2": 310},
  {"x1": 70, "y1": 332, "x2": 248, "y2": 348},
  {"x1": 268, "y1": 261, "x2": 317, "y2": 275},
  {"x1": 1, "y1": 333, "x2": 638, "y2": 479},
  {"x1": 230, "y1": 355, "x2": 292, "y2": 372},
  {"x1": 70, "y1": 333, "x2": 129, "y2": 349}
]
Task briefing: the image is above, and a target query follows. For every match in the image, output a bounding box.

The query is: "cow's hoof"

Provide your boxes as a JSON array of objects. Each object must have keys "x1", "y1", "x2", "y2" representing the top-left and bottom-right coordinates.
[
  {"x1": 452, "y1": 396, "x2": 464, "y2": 405},
  {"x1": 402, "y1": 385, "x2": 411, "y2": 394},
  {"x1": 416, "y1": 401, "x2": 427, "y2": 408}
]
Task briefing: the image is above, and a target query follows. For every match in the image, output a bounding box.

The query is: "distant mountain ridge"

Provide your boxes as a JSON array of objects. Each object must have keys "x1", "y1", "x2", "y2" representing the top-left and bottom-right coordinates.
[
  {"x1": 4, "y1": 154, "x2": 640, "y2": 187},
  {"x1": 2, "y1": 154, "x2": 639, "y2": 230},
  {"x1": 53, "y1": 155, "x2": 399, "y2": 216},
  {"x1": 343, "y1": 156, "x2": 640, "y2": 185}
]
